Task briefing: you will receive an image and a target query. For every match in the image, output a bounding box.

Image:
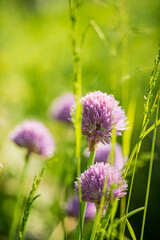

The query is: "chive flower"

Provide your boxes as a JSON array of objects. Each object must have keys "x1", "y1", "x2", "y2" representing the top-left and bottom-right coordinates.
[
  {"x1": 67, "y1": 196, "x2": 96, "y2": 220},
  {"x1": 10, "y1": 120, "x2": 55, "y2": 158},
  {"x1": 84, "y1": 143, "x2": 125, "y2": 171},
  {"x1": 72, "y1": 91, "x2": 127, "y2": 151},
  {"x1": 50, "y1": 92, "x2": 74, "y2": 123},
  {"x1": 75, "y1": 163, "x2": 127, "y2": 210}
]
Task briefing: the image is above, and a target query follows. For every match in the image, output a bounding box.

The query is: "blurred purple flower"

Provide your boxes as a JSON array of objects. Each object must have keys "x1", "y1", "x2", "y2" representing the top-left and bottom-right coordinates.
[
  {"x1": 75, "y1": 163, "x2": 127, "y2": 210},
  {"x1": 71, "y1": 91, "x2": 127, "y2": 151},
  {"x1": 84, "y1": 142, "x2": 125, "y2": 171},
  {"x1": 50, "y1": 92, "x2": 74, "y2": 123},
  {"x1": 67, "y1": 196, "x2": 96, "y2": 220},
  {"x1": 106, "y1": 94, "x2": 127, "y2": 136},
  {"x1": 10, "y1": 120, "x2": 55, "y2": 158}
]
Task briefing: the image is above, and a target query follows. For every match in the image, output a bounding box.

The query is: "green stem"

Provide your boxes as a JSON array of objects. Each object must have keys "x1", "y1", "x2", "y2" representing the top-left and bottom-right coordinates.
[
  {"x1": 123, "y1": 117, "x2": 160, "y2": 179},
  {"x1": 100, "y1": 206, "x2": 112, "y2": 240},
  {"x1": 9, "y1": 151, "x2": 30, "y2": 240},
  {"x1": 116, "y1": 207, "x2": 144, "y2": 226},
  {"x1": 140, "y1": 97, "x2": 159, "y2": 240},
  {"x1": 90, "y1": 211, "x2": 99, "y2": 240},
  {"x1": 122, "y1": 145, "x2": 140, "y2": 238},
  {"x1": 122, "y1": 94, "x2": 159, "y2": 238},
  {"x1": 119, "y1": 196, "x2": 126, "y2": 240},
  {"x1": 19, "y1": 157, "x2": 56, "y2": 240},
  {"x1": 88, "y1": 149, "x2": 96, "y2": 166},
  {"x1": 122, "y1": 91, "x2": 160, "y2": 237},
  {"x1": 75, "y1": 149, "x2": 96, "y2": 240},
  {"x1": 107, "y1": 201, "x2": 118, "y2": 239},
  {"x1": 68, "y1": 0, "x2": 83, "y2": 239},
  {"x1": 143, "y1": 119, "x2": 160, "y2": 138}
]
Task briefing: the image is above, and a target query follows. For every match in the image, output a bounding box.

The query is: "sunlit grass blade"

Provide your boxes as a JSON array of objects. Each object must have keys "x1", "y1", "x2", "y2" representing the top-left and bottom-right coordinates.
[
  {"x1": 143, "y1": 119, "x2": 160, "y2": 138},
  {"x1": 122, "y1": 97, "x2": 137, "y2": 159},
  {"x1": 140, "y1": 95, "x2": 159, "y2": 240},
  {"x1": 126, "y1": 219, "x2": 137, "y2": 240},
  {"x1": 68, "y1": 0, "x2": 83, "y2": 239},
  {"x1": 80, "y1": 18, "x2": 110, "y2": 50},
  {"x1": 120, "y1": 97, "x2": 136, "y2": 239}
]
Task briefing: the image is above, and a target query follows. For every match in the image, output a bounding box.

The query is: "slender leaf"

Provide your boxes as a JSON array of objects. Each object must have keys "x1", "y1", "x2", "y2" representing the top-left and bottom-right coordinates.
[{"x1": 126, "y1": 219, "x2": 137, "y2": 240}]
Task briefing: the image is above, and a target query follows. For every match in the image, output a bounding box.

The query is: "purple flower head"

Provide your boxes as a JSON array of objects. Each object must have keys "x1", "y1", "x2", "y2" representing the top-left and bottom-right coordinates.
[
  {"x1": 72, "y1": 91, "x2": 127, "y2": 151},
  {"x1": 50, "y1": 92, "x2": 74, "y2": 123},
  {"x1": 84, "y1": 143, "x2": 125, "y2": 171},
  {"x1": 67, "y1": 196, "x2": 96, "y2": 220},
  {"x1": 75, "y1": 163, "x2": 127, "y2": 210},
  {"x1": 106, "y1": 94, "x2": 127, "y2": 136},
  {"x1": 10, "y1": 120, "x2": 55, "y2": 158}
]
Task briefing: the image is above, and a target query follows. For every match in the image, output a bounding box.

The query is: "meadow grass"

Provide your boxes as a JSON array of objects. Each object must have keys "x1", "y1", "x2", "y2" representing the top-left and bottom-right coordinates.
[
  {"x1": 68, "y1": 1, "x2": 160, "y2": 239},
  {"x1": 0, "y1": 0, "x2": 160, "y2": 239},
  {"x1": 8, "y1": 152, "x2": 30, "y2": 240},
  {"x1": 19, "y1": 157, "x2": 57, "y2": 240}
]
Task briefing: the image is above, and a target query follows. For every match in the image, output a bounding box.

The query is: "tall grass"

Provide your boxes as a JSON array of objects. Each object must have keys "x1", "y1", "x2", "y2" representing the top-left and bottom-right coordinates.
[
  {"x1": 1, "y1": 1, "x2": 159, "y2": 239},
  {"x1": 8, "y1": 152, "x2": 30, "y2": 240},
  {"x1": 68, "y1": 0, "x2": 160, "y2": 239},
  {"x1": 68, "y1": 0, "x2": 83, "y2": 239},
  {"x1": 140, "y1": 95, "x2": 159, "y2": 239},
  {"x1": 19, "y1": 157, "x2": 57, "y2": 240},
  {"x1": 122, "y1": 48, "x2": 160, "y2": 238}
]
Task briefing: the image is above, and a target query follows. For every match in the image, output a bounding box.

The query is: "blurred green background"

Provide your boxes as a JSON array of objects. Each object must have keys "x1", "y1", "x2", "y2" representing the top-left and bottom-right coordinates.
[{"x1": 0, "y1": 0, "x2": 160, "y2": 239}]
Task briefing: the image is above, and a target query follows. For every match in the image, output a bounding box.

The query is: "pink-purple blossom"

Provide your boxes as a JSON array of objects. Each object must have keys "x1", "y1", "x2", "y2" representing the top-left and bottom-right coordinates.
[
  {"x1": 10, "y1": 120, "x2": 55, "y2": 158},
  {"x1": 84, "y1": 143, "x2": 125, "y2": 171},
  {"x1": 50, "y1": 92, "x2": 74, "y2": 123},
  {"x1": 67, "y1": 196, "x2": 96, "y2": 220},
  {"x1": 72, "y1": 91, "x2": 127, "y2": 151},
  {"x1": 75, "y1": 163, "x2": 127, "y2": 210}
]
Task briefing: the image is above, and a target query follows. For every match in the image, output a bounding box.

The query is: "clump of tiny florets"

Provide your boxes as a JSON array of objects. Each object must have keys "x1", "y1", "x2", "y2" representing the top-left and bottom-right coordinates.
[
  {"x1": 50, "y1": 92, "x2": 74, "y2": 123},
  {"x1": 10, "y1": 120, "x2": 55, "y2": 158},
  {"x1": 106, "y1": 94, "x2": 127, "y2": 136},
  {"x1": 71, "y1": 91, "x2": 127, "y2": 151},
  {"x1": 75, "y1": 162, "x2": 127, "y2": 211},
  {"x1": 67, "y1": 196, "x2": 96, "y2": 219},
  {"x1": 84, "y1": 142, "x2": 125, "y2": 171}
]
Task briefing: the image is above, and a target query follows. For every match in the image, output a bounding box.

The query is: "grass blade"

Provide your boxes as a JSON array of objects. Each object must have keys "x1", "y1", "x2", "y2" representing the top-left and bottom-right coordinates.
[
  {"x1": 116, "y1": 207, "x2": 144, "y2": 226},
  {"x1": 122, "y1": 47, "x2": 160, "y2": 238},
  {"x1": 140, "y1": 95, "x2": 159, "y2": 240},
  {"x1": 126, "y1": 219, "x2": 137, "y2": 240},
  {"x1": 68, "y1": 0, "x2": 83, "y2": 239},
  {"x1": 19, "y1": 157, "x2": 57, "y2": 240}
]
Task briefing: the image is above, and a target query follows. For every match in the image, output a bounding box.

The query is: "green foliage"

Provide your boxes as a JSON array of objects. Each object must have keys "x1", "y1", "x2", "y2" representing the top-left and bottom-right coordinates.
[
  {"x1": 19, "y1": 157, "x2": 57, "y2": 240},
  {"x1": 140, "y1": 96, "x2": 159, "y2": 240},
  {"x1": 0, "y1": 0, "x2": 160, "y2": 239},
  {"x1": 126, "y1": 219, "x2": 137, "y2": 240},
  {"x1": 122, "y1": 47, "x2": 160, "y2": 239}
]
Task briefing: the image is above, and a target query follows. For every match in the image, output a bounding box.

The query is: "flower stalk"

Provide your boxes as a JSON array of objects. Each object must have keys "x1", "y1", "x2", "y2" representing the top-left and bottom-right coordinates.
[
  {"x1": 75, "y1": 149, "x2": 96, "y2": 240},
  {"x1": 9, "y1": 151, "x2": 30, "y2": 240},
  {"x1": 90, "y1": 210, "x2": 100, "y2": 240}
]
